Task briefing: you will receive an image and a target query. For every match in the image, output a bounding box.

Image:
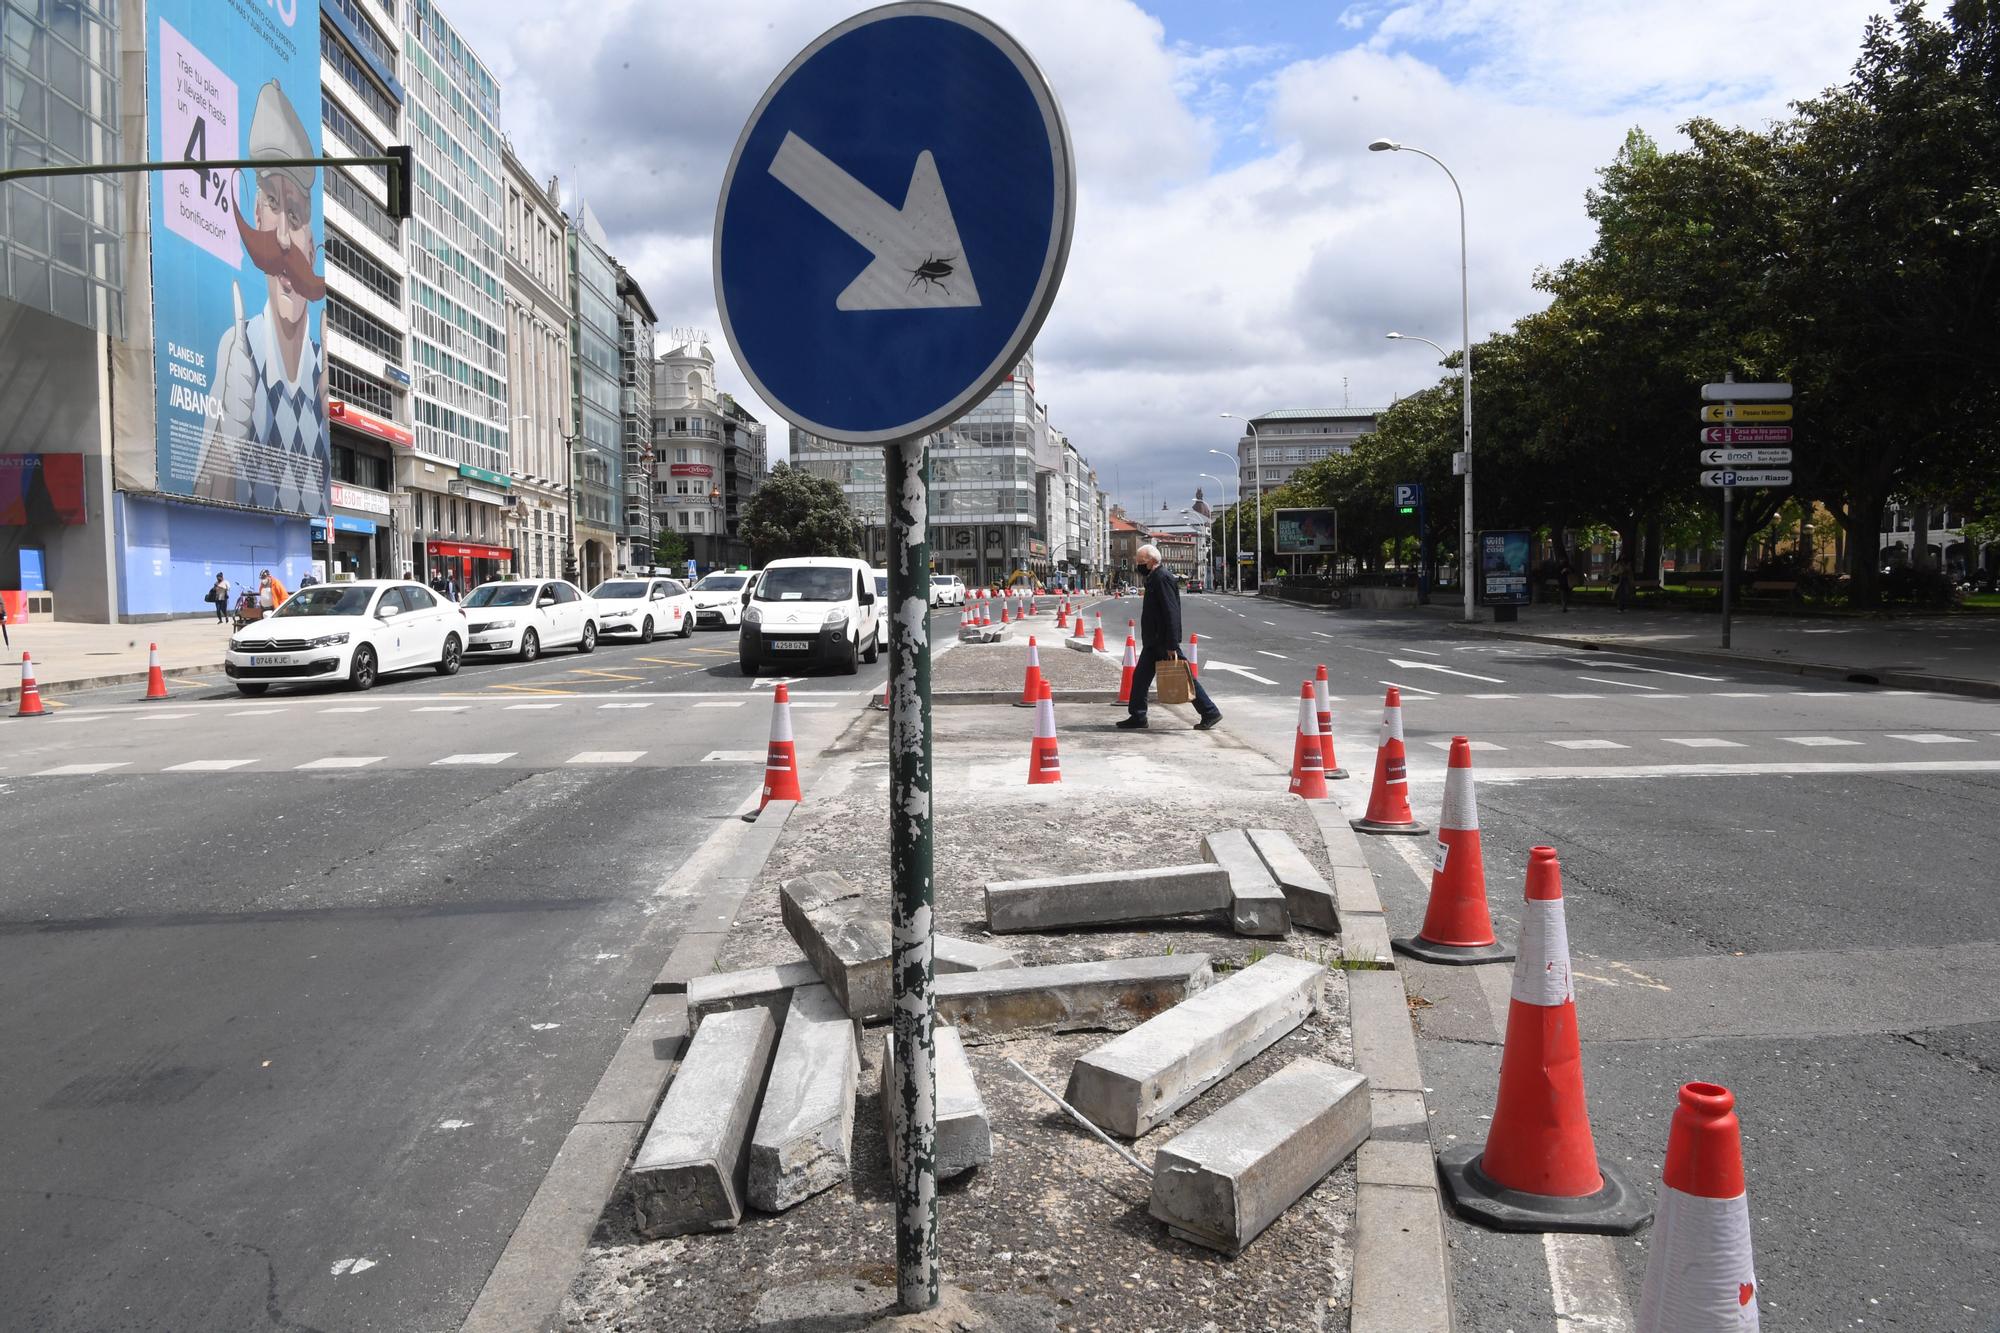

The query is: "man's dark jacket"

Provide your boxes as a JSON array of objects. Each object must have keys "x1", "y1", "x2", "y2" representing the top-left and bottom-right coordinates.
[{"x1": 1139, "y1": 565, "x2": 1182, "y2": 654}]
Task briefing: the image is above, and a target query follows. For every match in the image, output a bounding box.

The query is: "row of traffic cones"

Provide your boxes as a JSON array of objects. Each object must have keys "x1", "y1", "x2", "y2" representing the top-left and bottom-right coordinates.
[{"x1": 13, "y1": 642, "x2": 172, "y2": 716}]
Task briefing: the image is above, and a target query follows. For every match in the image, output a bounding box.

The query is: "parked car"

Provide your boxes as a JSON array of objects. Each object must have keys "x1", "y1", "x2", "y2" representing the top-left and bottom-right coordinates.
[
  {"x1": 589, "y1": 576, "x2": 694, "y2": 641},
  {"x1": 739, "y1": 556, "x2": 882, "y2": 676},
  {"x1": 930, "y1": 573, "x2": 965, "y2": 607},
  {"x1": 1185, "y1": 579, "x2": 1206, "y2": 593},
  {"x1": 225, "y1": 579, "x2": 465, "y2": 695},
  {"x1": 461, "y1": 579, "x2": 597, "y2": 660},
  {"x1": 689, "y1": 571, "x2": 755, "y2": 629}
]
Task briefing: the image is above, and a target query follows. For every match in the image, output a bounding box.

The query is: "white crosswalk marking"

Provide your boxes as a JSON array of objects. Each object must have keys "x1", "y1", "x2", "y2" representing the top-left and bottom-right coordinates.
[
  {"x1": 415, "y1": 705, "x2": 470, "y2": 712},
  {"x1": 1888, "y1": 733, "x2": 1975, "y2": 744},
  {"x1": 164, "y1": 759, "x2": 254, "y2": 771},
  {"x1": 1665, "y1": 738, "x2": 1747, "y2": 748},
  {"x1": 136, "y1": 713, "x2": 194, "y2": 721},
  {"x1": 55, "y1": 714, "x2": 108, "y2": 722},
  {"x1": 1426, "y1": 739, "x2": 1506, "y2": 751},
  {"x1": 1781, "y1": 736, "x2": 1864, "y2": 747},
  {"x1": 1548, "y1": 739, "x2": 1627, "y2": 750},
  {"x1": 505, "y1": 703, "x2": 564, "y2": 710},
  {"x1": 1712, "y1": 692, "x2": 1769, "y2": 698},
  {"x1": 296, "y1": 756, "x2": 383, "y2": 769},
  {"x1": 567, "y1": 751, "x2": 644, "y2": 764},
  {"x1": 1576, "y1": 675, "x2": 1657, "y2": 690},
  {"x1": 703, "y1": 750, "x2": 765, "y2": 763},
  {"x1": 598, "y1": 702, "x2": 652, "y2": 709},
  {"x1": 1467, "y1": 693, "x2": 1518, "y2": 700},
  {"x1": 34, "y1": 762, "x2": 129, "y2": 775},
  {"x1": 228, "y1": 709, "x2": 287, "y2": 717},
  {"x1": 434, "y1": 753, "x2": 515, "y2": 765},
  {"x1": 1551, "y1": 693, "x2": 1602, "y2": 700},
  {"x1": 321, "y1": 706, "x2": 379, "y2": 714},
  {"x1": 1256, "y1": 650, "x2": 1287, "y2": 659},
  {"x1": 693, "y1": 701, "x2": 744, "y2": 709}
]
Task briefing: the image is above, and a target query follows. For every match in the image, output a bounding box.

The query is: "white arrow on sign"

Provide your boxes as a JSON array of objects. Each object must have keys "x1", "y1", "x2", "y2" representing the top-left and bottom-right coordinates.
[
  {"x1": 768, "y1": 132, "x2": 982, "y2": 312},
  {"x1": 1388, "y1": 657, "x2": 1504, "y2": 683},
  {"x1": 1700, "y1": 448, "x2": 1792, "y2": 466},
  {"x1": 1202, "y1": 660, "x2": 1279, "y2": 685}
]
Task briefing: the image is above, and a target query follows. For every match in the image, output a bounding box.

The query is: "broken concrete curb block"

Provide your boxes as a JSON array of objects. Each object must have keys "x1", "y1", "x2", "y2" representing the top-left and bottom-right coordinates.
[
  {"x1": 1201, "y1": 830, "x2": 1292, "y2": 938},
  {"x1": 984, "y1": 864, "x2": 1231, "y2": 934},
  {"x1": 780, "y1": 871, "x2": 892, "y2": 1021},
  {"x1": 935, "y1": 935, "x2": 1020, "y2": 974},
  {"x1": 881, "y1": 1025, "x2": 992, "y2": 1182},
  {"x1": 630, "y1": 1005, "x2": 777, "y2": 1238},
  {"x1": 935, "y1": 954, "x2": 1213, "y2": 1044},
  {"x1": 748, "y1": 984, "x2": 860, "y2": 1213},
  {"x1": 687, "y1": 959, "x2": 821, "y2": 1027},
  {"x1": 1246, "y1": 829, "x2": 1340, "y2": 934}
]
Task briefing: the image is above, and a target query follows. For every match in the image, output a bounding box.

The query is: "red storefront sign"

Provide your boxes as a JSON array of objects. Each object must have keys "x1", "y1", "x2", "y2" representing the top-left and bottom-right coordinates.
[
  {"x1": 426, "y1": 541, "x2": 513, "y2": 560},
  {"x1": 669, "y1": 463, "x2": 713, "y2": 477},
  {"x1": 330, "y1": 400, "x2": 415, "y2": 448}
]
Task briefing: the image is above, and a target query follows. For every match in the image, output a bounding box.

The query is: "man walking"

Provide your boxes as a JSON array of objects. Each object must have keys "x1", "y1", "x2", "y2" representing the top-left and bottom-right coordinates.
[{"x1": 1117, "y1": 543, "x2": 1222, "y2": 731}]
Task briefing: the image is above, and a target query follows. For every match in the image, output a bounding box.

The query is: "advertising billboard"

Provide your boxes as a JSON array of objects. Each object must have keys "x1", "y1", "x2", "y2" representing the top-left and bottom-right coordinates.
[
  {"x1": 0, "y1": 455, "x2": 88, "y2": 526},
  {"x1": 1478, "y1": 529, "x2": 1532, "y2": 606},
  {"x1": 147, "y1": 0, "x2": 326, "y2": 518},
  {"x1": 1274, "y1": 507, "x2": 1338, "y2": 555}
]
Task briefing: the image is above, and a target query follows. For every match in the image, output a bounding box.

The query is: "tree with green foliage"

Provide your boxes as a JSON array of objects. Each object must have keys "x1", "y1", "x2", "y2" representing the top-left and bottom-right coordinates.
[
  {"x1": 741, "y1": 463, "x2": 862, "y2": 565},
  {"x1": 652, "y1": 528, "x2": 689, "y2": 569}
]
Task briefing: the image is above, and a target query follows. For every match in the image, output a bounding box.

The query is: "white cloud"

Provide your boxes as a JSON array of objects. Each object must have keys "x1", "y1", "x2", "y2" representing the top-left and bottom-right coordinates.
[{"x1": 445, "y1": 0, "x2": 1892, "y2": 518}]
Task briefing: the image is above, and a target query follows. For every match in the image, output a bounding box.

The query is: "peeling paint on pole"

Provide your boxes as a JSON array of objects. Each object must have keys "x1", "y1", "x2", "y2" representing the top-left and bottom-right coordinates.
[{"x1": 886, "y1": 436, "x2": 938, "y2": 1312}]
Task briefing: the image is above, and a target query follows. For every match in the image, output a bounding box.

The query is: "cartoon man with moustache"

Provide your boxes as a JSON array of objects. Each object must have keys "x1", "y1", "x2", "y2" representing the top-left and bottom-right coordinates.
[{"x1": 194, "y1": 79, "x2": 327, "y2": 514}]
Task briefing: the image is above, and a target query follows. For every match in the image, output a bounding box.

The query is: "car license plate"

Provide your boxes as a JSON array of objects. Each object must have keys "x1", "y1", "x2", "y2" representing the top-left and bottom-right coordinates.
[
  {"x1": 772, "y1": 639, "x2": 809, "y2": 651},
  {"x1": 249, "y1": 654, "x2": 296, "y2": 667}
]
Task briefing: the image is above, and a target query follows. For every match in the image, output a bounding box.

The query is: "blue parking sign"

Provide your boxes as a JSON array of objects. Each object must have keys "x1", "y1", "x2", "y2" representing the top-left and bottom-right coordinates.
[{"x1": 714, "y1": 4, "x2": 1075, "y2": 445}]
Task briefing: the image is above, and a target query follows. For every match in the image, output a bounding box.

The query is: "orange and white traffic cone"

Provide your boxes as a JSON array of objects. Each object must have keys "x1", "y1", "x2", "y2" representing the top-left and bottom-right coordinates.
[
  {"x1": 1090, "y1": 612, "x2": 1106, "y2": 652},
  {"x1": 1350, "y1": 687, "x2": 1428, "y2": 835},
  {"x1": 1027, "y1": 679, "x2": 1061, "y2": 784},
  {"x1": 1288, "y1": 682, "x2": 1329, "y2": 798},
  {"x1": 14, "y1": 652, "x2": 47, "y2": 717},
  {"x1": 1637, "y1": 1082, "x2": 1759, "y2": 1331},
  {"x1": 1112, "y1": 634, "x2": 1137, "y2": 706},
  {"x1": 1393, "y1": 737, "x2": 1513, "y2": 965},
  {"x1": 1055, "y1": 601, "x2": 1069, "y2": 629},
  {"x1": 1438, "y1": 846, "x2": 1650, "y2": 1234},
  {"x1": 1071, "y1": 609, "x2": 1089, "y2": 643},
  {"x1": 141, "y1": 642, "x2": 169, "y2": 700},
  {"x1": 1313, "y1": 664, "x2": 1347, "y2": 779},
  {"x1": 745, "y1": 682, "x2": 803, "y2": 820},
  {"x1": 1014, "y1": 636, "x2": 1045, "y2": 708},
  {"x1": 1187, "y1": 632, "x2": 1200, "y2": 679}
]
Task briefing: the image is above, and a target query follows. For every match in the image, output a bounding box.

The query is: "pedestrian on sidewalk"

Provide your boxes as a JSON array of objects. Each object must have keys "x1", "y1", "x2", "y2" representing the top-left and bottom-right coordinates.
[
  {"x1": 1557, "y1": 550, "x2": 1574, "y2": 612},
  {"x1": 207, "y1": 573, "x2": 232, "y2": 623},
  {"x1": 1612, "y1": 555, "x2": 1634, "y2": 612},
  {"x1": 259, "y1": 568, "x2": 287, "y2": 613},
  {"x1": 1117, "y1": 543, "x2": 1222, "y2": 732}
]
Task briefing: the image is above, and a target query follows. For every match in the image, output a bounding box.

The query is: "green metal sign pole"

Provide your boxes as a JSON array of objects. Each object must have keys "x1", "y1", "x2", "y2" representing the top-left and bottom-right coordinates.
[{"x1": 884, "y1": 435, "x2": 938, "y2": 1312}]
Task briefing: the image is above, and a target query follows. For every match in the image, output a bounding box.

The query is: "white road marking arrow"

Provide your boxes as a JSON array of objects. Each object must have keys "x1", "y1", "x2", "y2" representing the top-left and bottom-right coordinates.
[
  {"x1": 768, "y1": 132, "x2": 982, "y2": 312},
  {"x1": 1387, "y1": 657, "x2": 1505, "y2": 684},
  {"x1": 1202, "y1": 660, "x2": 1279, "y2": 685}
]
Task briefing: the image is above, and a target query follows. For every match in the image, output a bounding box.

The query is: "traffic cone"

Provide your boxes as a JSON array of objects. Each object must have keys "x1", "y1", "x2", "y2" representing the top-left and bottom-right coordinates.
[
  {"x1": 1637, "y1": 1083, "x2": 1759, "y2": 1331},
  {"x1": 1056, "y1": 601, "x2": 1069, "y2": 629},
  {"x1": 1393, "y1": 737, "x2": 1513, "y2": 965},
  {"x1": 1071, "y1": 610, "x2": 1089, "y2": 643},
  {"x1": 1013, "y1": 636, "x2": 1044, "y2": 708},
  {"x1": 1090, "y1": 612, "x2": 1106, "y2": 652},
  {"x1": 14, "y1": 652, "x2": 47, "y2": 717},
  {"x1": 1027, "y1": 679, "x2": 1061, "y2": 784},
  {"x1": 141, "y1": 642, "x2": 169, "y2": 700},
  {"x1": 1288, "y1": 682, "x2": 1329, "y2": 798},
  {"x1": 1350, "y1": 687, "x2": 1428, "y2": 835},
  {"x1": 1112, "y1": 634, "x2": 1137, "y2": 706},
  {"x1": 1313, "y1": 665, "x2": 1348, "y2": 779},
  {"x1": 745, "y1": 682, "x2": 803, "y2": 820},
  {"x1": 1438, "y1": 846, "x2": 1650, "y2": 1234},
  {"x1": 1187, "y1": 632, "x2": 1200, "y2": 679}
]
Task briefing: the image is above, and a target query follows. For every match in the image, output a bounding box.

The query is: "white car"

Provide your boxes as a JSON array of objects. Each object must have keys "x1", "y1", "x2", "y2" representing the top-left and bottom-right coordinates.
[
  {"x1": 225, "y1": 579, "x2": 466, "y2": 695},
  {"x1": 462, "y1": 579, "x2": 598, "y2": 660},
  {"x1": 590, "y1": 576, "x2": 695, "y2": 642},
  {"x1": 689, "y1": 570, "x2": 755, "y2": 629},
  {"x1": 739, "y1": 556, "x2": 882, "y2": 676},
  {"x1": 930, "y1": 573, "x2": 965, "y2": 607}
]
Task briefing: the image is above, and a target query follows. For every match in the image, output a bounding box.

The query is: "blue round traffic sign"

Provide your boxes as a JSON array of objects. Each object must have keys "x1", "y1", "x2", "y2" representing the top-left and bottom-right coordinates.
[{"x1": 714, "y1": 3, "x2": 1074, "y2": 445}]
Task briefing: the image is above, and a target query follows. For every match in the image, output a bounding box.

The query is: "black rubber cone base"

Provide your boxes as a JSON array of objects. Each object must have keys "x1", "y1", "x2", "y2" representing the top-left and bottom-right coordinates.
[
  {"x1": 1437, "y1": 1144, "x2": 1652, "y2": 1235},
  {"x1": 1328, "y1": 767, "x2": 1350, "y2": 780},
  {"x1": 1351, "y1": 816, "x2": 1430, "y2": 836},
  {"x1": 1392, "y1": 935, "x2": 1515, "y2": 966}
]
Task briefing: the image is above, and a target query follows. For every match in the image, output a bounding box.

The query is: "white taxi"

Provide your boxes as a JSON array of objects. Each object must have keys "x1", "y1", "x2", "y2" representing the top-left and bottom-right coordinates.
[
  {"x1": 225, "y1": 580, "x2": 466, "y2": 695},
  {"x1": 462, "y1": 579, "x2": 598, "y2": 660},
  {"x1": 590, "y1": 576, "x2": 695, "y2": 642}
]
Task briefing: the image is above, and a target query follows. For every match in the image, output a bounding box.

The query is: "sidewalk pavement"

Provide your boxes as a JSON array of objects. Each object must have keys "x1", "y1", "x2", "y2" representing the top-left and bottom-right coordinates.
[
  {"x1": 1410, "y1": 601, "x2": 2000, "y2": 698},
  {"x1": 2, "y1": 616, "x2": 233, "y2": 700}
]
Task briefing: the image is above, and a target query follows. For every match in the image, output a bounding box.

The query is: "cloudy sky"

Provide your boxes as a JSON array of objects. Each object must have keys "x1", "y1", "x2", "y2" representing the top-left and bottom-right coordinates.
[{"x1": 450, "y1": 0, "x2": 1891, "y2": 519}]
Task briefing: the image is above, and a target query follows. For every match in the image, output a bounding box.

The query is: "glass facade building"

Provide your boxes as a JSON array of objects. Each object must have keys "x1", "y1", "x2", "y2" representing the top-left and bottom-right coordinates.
[{"x1": 568, "y1": 203, "x2": 621, "y2": 586}]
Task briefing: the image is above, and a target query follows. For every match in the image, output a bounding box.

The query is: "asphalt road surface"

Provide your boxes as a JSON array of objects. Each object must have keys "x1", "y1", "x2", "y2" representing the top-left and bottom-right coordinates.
[{"x1": 0, "y1": 623, "x2": 889, "y2": 1333}]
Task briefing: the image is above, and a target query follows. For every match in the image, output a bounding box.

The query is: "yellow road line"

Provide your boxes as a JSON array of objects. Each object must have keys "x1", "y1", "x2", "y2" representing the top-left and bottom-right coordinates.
[
  {"x1": 635, "y1": 656, "x2": 688, "y2": 665},
  {"x1": 487, "y1": 682, "x2": 577, "y2": 695},
  {"x1": 689, "y1": 647, "x2": 735, "y2": 657},
  {"x1": 568, "y1": 668, "x2": 644, "y2": 681}
]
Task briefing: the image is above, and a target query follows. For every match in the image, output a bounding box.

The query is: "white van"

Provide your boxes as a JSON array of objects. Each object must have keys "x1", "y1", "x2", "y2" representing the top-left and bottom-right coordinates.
[{"x1": 739, "y1": 556, "x2": 884, "y2": 676}]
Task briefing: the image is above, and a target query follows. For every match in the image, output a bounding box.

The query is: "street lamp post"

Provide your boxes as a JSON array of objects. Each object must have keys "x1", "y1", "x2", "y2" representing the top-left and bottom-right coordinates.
[
  {"x1": 1200, "y1": 470, "x2": 1234, "y2": 591},
  {"x1": 1385, "y1": 332, "x2": 1453, "y2": 599},
  {"x1": 1219, "y1": 414, "x2": 1262, "y2": 593},
  {"x1": 1371, "y1": 138, "x2": 1474, "y2": 623}
]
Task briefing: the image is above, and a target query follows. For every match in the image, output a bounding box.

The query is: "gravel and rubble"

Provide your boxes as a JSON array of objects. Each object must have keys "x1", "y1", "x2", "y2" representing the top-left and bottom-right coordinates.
[
  {"x1": 935, "y1": 623, "x2": 1121, "y2": 695},
  {"x1": 562, "y1": 693, "x2": 1359, "y2": 1333}
]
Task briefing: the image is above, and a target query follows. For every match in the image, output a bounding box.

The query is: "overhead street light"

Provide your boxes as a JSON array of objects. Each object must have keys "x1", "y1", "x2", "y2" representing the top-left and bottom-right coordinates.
[
  {"x1": 1205, "y1": 449, "x2": 1241, "y2": 593},
  {"x1": 1371, "y1": 137, "x2": 1475, "y2": 622},
  {"x1": 1219, "y1": 413, "x2": 1263, "y2": 592}
]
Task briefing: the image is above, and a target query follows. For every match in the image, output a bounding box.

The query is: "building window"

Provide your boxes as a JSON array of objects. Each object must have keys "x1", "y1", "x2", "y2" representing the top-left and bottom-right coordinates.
[
  {"x1": 321, "y1": 26, "x2": 399, "y2": 128},
  {"x1": 326, "y1": 168, "x2": 401, "y2": 246},
  {"x1": 327, "y1": 292, "x2": 403, "y2": 365},
  {"x1": 328, "y1": 360, "x2": 397, "y2": 416},
  {"x1": 324, "y1": 230, "x2": 402, "y2": 307}
]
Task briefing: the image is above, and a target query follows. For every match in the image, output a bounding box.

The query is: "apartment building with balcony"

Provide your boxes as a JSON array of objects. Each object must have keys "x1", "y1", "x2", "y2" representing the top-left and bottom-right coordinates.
[
  {"x1": 1232, "y1": 408, "x2": 1380, "y2": 496},
  {"x1": 501, "y1": 143, "x2": 571, "y2": 580},
  {"x1": 616, "y1": 266, "x2": 657, "y2": 560},
  {"x1": 651, "y1": 337, "x2": 728, "y2": 567}
]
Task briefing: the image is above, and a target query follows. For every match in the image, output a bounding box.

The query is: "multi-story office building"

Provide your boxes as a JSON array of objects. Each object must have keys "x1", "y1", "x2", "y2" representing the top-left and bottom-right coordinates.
[
  {"x1": 501, "y1": 143, "x2": 571, "y2": 580},
  {"x1": 568, "y1": 203, "x2": 621, "y2": 586},
  {"x1": 317, "y1": 0, "x2": 407, "y2": 581},
  {"x1": 399, "y1": 0, "x2": 513, "y2": 589},
  {"x1": 1232, "y1": 408, "x2": 1380, "y2": 496},
  {"x1": 616, "y1": 265, "x2": 657, "y2": 562},
  {"x1": 651, "y1": 337, "x2": 728, "y2": 567},
  {"x1": 718, "y1": 392, "x2": 766, "y2": 567}
]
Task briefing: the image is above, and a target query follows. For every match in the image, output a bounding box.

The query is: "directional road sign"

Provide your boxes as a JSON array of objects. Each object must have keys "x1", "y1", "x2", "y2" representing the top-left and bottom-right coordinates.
[
  {"x1": 1700, "y1": 403, "x2": 1792, "y2": 423},
  {"x1": 1700, "y1": 469, "x2": 1793, "y2": 488},
  {"x1": 1700, "y1": 448, "x2": 1792, "y2": 466},
  {"x1": 1701, "y1": 381, "x2": 1792, "y2": 401},
  {"x1": 1699, "y1": 426, "x2": 1792, "y2": 445},
  {"x1": 713, "y1": 5, "x2": 1075, "y2": 445}
]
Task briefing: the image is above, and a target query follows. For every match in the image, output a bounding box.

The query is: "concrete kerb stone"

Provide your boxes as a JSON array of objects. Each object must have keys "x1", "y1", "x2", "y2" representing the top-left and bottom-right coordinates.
[
  {"x1": 1351, "y1": 1141, "x2": 1455, "y2": 1333},
  {"x1": 1201, "y1": 829, "x2": 1292, "y2": 938},
  {"x1": 577, "y1": 993, "x2": 691, "y2": 1128},
  {"x1": 881, "y1": 1025, "x2": 992, "y2": 1183},
  {"x1": 779, "y1": 871, "x2": 893, "y2": 1021},
  {"x1": 686, "y1": 959, "x2": 822, "y2": 1026},
  {"x1": 934, "y1": 934, "x2": 1020, "y2": 974},
  {"x1": 629, "y1": 1005, "x2": 780, "y2": 1238},
  {"x1": 1148, "y1": 1057, "x2": 1372, "y2": 1256},
  {"x1": 934, "y1": 953, "x2": 1214, "y2": 1044},
  {"x1": 747, "y1": 983, "x2": 860, "y2": 1213},
  {"x1": 1064, "y1": 954, "x2": 1325, "y2": 1139},
  {"x1": 1245, "y1": 828, "x2": 1339, "y2": 934},
  {"x1": 984, "y1": 863, "x2": 1232, "y2": 934},
  {"x1": 1346, "y1": 968, "x2": 1425, "y2": 1095},
  {"x1": 0, "y1": 660, "x2": 228, "y2": 704}
]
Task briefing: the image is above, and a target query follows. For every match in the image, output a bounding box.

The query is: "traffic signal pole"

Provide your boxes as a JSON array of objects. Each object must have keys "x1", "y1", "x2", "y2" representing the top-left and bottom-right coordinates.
[{"x1": 1, "y1": 150, "x2": 419, "y2": 219}]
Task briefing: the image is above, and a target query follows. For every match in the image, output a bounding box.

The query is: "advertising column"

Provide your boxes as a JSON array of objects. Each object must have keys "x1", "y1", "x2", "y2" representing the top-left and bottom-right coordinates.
[{"x1": 119, "y1": 0, "x2": 326, "y2": 617}]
